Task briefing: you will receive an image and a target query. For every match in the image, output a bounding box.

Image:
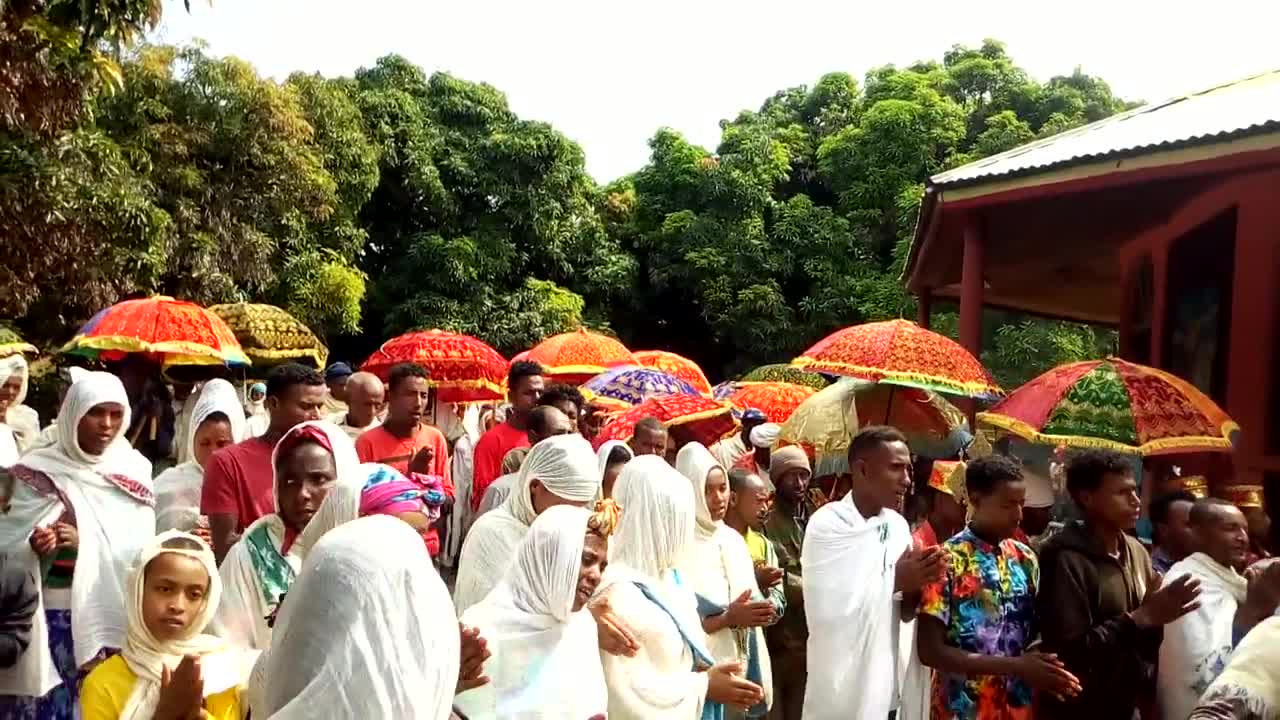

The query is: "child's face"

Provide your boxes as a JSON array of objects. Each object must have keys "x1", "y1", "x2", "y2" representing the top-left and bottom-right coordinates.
[{"x1": 142, "y1": 552, "x2": 211, "y2": 642}]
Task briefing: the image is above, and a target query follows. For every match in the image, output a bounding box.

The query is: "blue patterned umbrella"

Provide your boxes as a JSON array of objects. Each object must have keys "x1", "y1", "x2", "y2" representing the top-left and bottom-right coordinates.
[
  {"x1": 582, "y1": 366, "x2": 700, "y2": 409},
  {"x1": 712, "y1": 381, "x2": 741, "y2": 401}
]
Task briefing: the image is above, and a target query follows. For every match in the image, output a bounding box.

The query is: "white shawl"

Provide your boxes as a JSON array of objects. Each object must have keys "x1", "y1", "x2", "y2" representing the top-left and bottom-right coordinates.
[
  {"x1": 802, "y1": 492, "x2": 911, "y2": 720},
  {"x1": 262, "y1": 515, "x2": 460, "y2": 719},
  {"x1": 117, "y1": 530, "x2": 258, "y2": 720},
  {"x1": 674, "y1": 442, "x2": 773, "y2": 708},
  {"x1": 0, "y1": 371, "x2": 155, "y2": 697},
  {"x1": 154, "y1": 379, "x2": 247, "y2": 532},
  {"x1": 597, "y1": 455, "x2": 710, "y2": 720},
  {"x1": 444, "y1": 427, "x2": 478, "y2": 567},
  {"x1": 1158, "y1": 552, "x2": 1249, "y2": 720},
  {"x1": 454, "y1": 434, "x2": 600, "y2": 614},
  {"x1": 214, "y1": 420, "x2": 360, "y2": 651},
  {"x1": 0, "y1": 354, "x2": 28, "y2": 464},
  {"x1": 457, "y1": 505, "x2": 607, "y2": 719}
]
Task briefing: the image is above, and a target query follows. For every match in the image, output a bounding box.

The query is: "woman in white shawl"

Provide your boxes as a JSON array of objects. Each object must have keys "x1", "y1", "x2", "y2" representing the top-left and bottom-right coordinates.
[
  {"x1": 0, "y1": 371, "x2": 155, "y2": 715},
  {"x1": 454, "y1": 434, "x2": 601, "y2": 614},
  {"x1": 0, "y1": 353, "x2": 37, "y2": 463},
  {"x1": 597, "y1": 455, "x2": 764, "y2": 720},
  {"x1": 675, "y1": 443, "x2": 774, "y2": 719},
  {"x1": 596, "y1": 440, "x2": 633, "y2": 499},
  {"x1": 153, "y1": 379, "x2": 247, "y2": 532},
  {"x1": 214, "y1": 420, "x2": 359, "y2": 651},
  {"x1": 78, "y1": 530, "x2": 257, "y2": 719},
  {"x1": 261, "y1": 515, "x2": 460, "y2": 719},
  {"x1": 456, "y1": 504, "x2": 615, "y2": 719}
]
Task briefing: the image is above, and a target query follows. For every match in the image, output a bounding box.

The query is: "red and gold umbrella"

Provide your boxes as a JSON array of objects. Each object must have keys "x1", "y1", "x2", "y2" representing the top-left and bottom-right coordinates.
[
  {"x1": 978, "y1": 357, "x2": 1238, "y2": 456},
  {"x1": 61, "y1": 296, "x2": 249, "y2": 366},
  {"x1": 792, "y1": 319, "x2": 1001, "y2": 399},
  {"x1": 526, "y1": 328, "x2": 637, "y2": 385},
  {"x1": 726, "y1": 382, "x2": 816, "y2": 424},
  {"x1": 633, "y1": 350, "x2": 713, "y2": 395},
  {"x1": 362, "y1": 330, "x2": 507, "y2": 403},
  {"x1": 594, "y1": 395, "x2": 735, "y2": 448}
]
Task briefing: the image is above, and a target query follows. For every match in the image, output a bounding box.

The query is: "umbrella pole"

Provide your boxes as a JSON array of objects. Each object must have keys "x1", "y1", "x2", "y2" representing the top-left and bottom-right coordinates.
[{"x1": 884, "y1": 385, "x2": 895, "y2": 426}]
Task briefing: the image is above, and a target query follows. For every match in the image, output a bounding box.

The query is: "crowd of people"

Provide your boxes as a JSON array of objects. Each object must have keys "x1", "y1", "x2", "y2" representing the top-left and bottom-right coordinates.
[{"x1": 0, "y1": 353, "x2": 1278, "y2": 720}]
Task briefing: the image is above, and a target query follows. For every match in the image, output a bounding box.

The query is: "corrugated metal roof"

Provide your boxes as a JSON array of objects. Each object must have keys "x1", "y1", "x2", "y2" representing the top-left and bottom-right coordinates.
[{"x1": 930, "y1": 69, "x2": 1280, "y2": 188}]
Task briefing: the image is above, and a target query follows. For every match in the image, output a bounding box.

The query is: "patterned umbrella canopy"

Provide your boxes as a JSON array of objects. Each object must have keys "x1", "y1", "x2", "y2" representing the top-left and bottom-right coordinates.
[
  {"x1": 792, "y1": 319, "x2": 1002, "y2": 399},
  {"x1": 978, "y1": 358, "x2": 1239, "y2": 456},
  {"x1": 632, "y1": 350, "x2": 712, "y2": 395},
  {"x1": 594, "y1": 395, "x2": 736, "y2": 448},
  {"x1": 740, "y1": 364, "x2": 829, "y2": 389},
  {"x1": 726, "y1": 382, "x2": 816, "y2": 424},
  {"x1": 711, "y1": 381, "x2": 740, "y2": 401},
  {"x1": 0, "y1": 325, "x2": 37, "y2": 357},
  {"x1": 526, "y1": 328, "x2": 637, "y2": 385},
  {"x1": 581, "y1": 366, "x2": 701, "y2": 410},
  {"x1": 209, "y1": 303, "x2": 328, "y2": 369},
  {"x1": 362, "y1": 330, "x2": 507, "y2": 403},
  {"x1": 61, "y1": 296, "x2": 249, "y2": 366}
]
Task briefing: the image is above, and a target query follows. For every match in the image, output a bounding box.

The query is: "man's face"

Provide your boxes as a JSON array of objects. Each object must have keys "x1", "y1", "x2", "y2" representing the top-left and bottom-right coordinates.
[
  {"x1": 346, "y1": 380, "x2": 386, "y2": 427},
  {"x1": 268, "y1": 384, "x2": 326, "y2": 432},
  {"x1": 630, "y1": 427, "x2": 668, "y2": 457},
  {"x1": 1079, "y1": 471, "x2": 1141, "y2": 531},
  {"x1": 389, "y1": 376, "x2": 430, "y2": 425},
  {"x1": 730, "y1": 480, "x2": 772, "y2": 530},
  {"x1": 1160, "y1": 499, "x2": 1195, "y2": 558},
  {"x1": 775, "y1": 467, "x2": 811, "y2": 505},
  {"x1": 510, "y1": 374, "x2": 545, "y2": 415},
  {"x1": 530, "y1": 408, "x2": 574, "y2": 444},
  {"x1": 549, "y1": 400, "x2": 580, "y2": 432},
  {"x1": 1196, "y1": 504, "x2": 1251, "y2": 572},
  {"x1": 327, "y1": 376, "x2": 349, "y2": 403},
  {"x1": 854, "y1": 440, "x2": 913, "y2": 512},
  {"x1": 971, "y1": 480, "x2": 1027, "y2": 540}
]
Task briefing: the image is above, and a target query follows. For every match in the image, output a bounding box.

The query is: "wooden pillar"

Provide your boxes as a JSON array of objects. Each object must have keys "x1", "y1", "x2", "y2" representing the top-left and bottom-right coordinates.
[
  {"x1": 1149, "y1": 247, "x2": 1169, "y2": 367},
  {"x1": 1118, "y1": 259, "x2": 1134, "y2": 358},
  {"x1": 1226, "y1": 185, "x2": 1279, "y2": 486},
  {"x1": 917, "y1": 287, "x2": 933, "y2": 329},
  {"x1": 959, "y1": 220, "x2": 985, "y2": 358}
]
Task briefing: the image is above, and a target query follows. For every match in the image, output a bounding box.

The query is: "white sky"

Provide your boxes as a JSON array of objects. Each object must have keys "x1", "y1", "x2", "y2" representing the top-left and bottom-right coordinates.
[{"x1": 153, "y1": 0, "x2": 1279, "y2": 182}]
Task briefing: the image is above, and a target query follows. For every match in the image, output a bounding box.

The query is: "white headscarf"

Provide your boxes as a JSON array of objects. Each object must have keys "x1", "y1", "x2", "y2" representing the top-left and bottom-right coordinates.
[
  {"x1": 596, "y1": 440, "x2": 633, "y2": 479},
  {"x1": 0, "y1": 371, "x2": 155, "y2": 697},
  {"x1": 262, "y1": 515, "x2": 459, "y2": 719},
  {"x1": 118, "y1": 530, "x2": 258, "y2": 720},
  {"x1": 0, "y1": 354, "x2": 30, "y2": 462},
  {"x1": 214, "y1": 420, "x2": 360, "y2": 651},
  {"x1": 454, "y1": 433, "x2": 600, "y2": 614},
  {"x1": 457, "y1": 506, "x2": 607, "y2": 719},
  {"x1": 154, "y1": 379, "x2": 248, "y2": 531}
]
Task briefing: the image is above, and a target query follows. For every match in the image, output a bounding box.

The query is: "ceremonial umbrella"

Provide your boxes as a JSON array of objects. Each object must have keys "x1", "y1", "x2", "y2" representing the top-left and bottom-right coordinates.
[
  {"x1": 209, "y1": 303, "x2": 328, "y2": 369},
  {"x1": 362, "y1": 330, "x2": 507, "y2": 403},
  {"x1": 711, "y1": 381, "x2": 741, "y2": 401},
  {"x1": 740, "y1": 364, "x2": 829, "y2": 389},
  {"x1": 725, "y1": 382, "x2": 816, "y2": 424},
  {"x1": 632, "y1": 350, "x2": 713, "y2": 395},
  {"x1": 0, "y1": 326, "x2": 37, "y2": 357},
  {"x1": 594, "y1": 395, "x2": 736, "y2": 448},
  {"x1": 581, "y1": 366, "x2": 701, "y2": 410},
  {"x1": 61, "y1": 296, "x2": 249, "y2": 366},
  {"x1": 978, "y1": 358, "x2": 1238, "y2": 456},
  {"x1": 792, "y1": 319, "x2": 1002, "y2": 399},
  {"x1": 526, "y1": 328, "x2": 637, "y2": 385}
]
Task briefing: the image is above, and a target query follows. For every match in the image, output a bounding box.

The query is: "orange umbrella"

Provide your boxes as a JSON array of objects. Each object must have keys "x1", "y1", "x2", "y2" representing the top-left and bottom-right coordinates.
[
  {"x1": 526, "y1": 328, "x2": 637, "y2": 385},
  {"x1": 61, "y1": 296, "x2": 249, "y2": 366},
  {"x1": 793, "y1": 319, "x2": 1001, "y2": 399},
  {"x1": 726, "y1": 382, "x2": 816, "y2": 424},
  {"x1": 632, "y1": 350, "x2": 712, "y2": 395},
  {"x1": 594, "y1": 395, "x2": 735, "y2": 448},
  {"x1": 362, "y1": 330, "x2": 507, "y2": 403}
]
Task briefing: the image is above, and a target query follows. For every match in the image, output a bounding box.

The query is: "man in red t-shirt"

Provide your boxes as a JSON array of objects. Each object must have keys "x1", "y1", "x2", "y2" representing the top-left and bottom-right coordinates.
[
  {"x1": 355, "y1": 363, "x2": 454, "y2": 557},
  {"x1": 201, "y1": 363, "x2": 327, "y2": 562},
  {"x1": 471, "y1": 360, "x2": 544, "y2": 510}
]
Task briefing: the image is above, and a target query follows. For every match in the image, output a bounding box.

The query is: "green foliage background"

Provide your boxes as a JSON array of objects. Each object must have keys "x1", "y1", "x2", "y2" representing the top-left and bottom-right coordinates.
[{"x1": 1, "y1": 4, "x2": 1119, "y2": 388}]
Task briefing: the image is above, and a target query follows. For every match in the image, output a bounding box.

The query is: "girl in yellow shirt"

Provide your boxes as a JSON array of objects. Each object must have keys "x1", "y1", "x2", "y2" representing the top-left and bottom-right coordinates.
[{"x1": 80, "y1": 531, "x2": 257, "y2": 720}]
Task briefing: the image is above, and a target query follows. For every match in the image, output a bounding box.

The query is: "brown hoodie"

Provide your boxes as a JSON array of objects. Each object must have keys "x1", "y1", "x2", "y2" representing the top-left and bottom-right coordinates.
[{"x1": 1036, "y1": 521, "x2": 1163, "y2": 720}]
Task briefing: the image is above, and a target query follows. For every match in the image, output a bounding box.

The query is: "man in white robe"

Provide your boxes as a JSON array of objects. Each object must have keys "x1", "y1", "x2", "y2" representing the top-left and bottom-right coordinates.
[
  {"x1": 802, "y1": 426, "x2": 944, "y2": 720},
  {"x1": 1157, "y1": 498, "x2": 1280, "y2": 720}
]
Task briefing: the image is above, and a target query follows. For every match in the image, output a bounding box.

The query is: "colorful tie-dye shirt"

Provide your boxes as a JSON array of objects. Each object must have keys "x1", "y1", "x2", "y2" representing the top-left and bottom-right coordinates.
[{"x1": 920, "y1": 527, "x2": 1039, "y2": 720}]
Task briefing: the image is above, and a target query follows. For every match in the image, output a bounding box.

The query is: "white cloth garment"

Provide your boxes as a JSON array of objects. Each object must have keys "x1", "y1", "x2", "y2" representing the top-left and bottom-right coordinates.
[
  {"x1": 327, "y1": 409, "x2": 380, "y2": 441},
  {"x1": 445, "y1": 430, "x2": 477, "y2": 568},
  {"x1": 261, "y1": 515, "x2": 460, "y2": 719},
  {"x1": 897, "y1": 619, "x2": 931, "y2": 720},
  {"x1": 215, "y1": 420, "x2": 360, "y2": 651},
  {"x1": 171, "y1": 384, "x2": 201, "y2": 464},
  {"x1": 478, "y1": 471, "x2": 518, "y2": 516},
  {"x1": 293, "y1": 461, "x2": 386, "y2": 561},
  {"x1": 596, "y1": 440, "x2": 633, "y2": 477},
  {"x1": 25, "y1": 367, "x2": 90, "y2": 454},
  {"x1": 0, "y1": 371, "x2": 155, "y2": 697},
  {"x1": 674, "y1": 442, "x2": 773, "y2": 709},
  {"x1": 457, "y1": 505, "x2": 607, "y2": 719},
  {"x1": 116, "y1": 530, "x2": 258, "y2": 720},
  {"x1": 709, "y1": 435, "x2": 746, "y2": 472},
  {"x1": 454, "y1": 434, "x2": 600, "y2": 614},
  {"x1": 1157, "y1": 552, "x2": 1250, "y2": 720},
  {"x1": 0, "y1": 353, "x2": 29, "y2": 464},
  {"x1": 802, "y1": 492, "x2": 911, "y2": 720},
  {"x1": 597, "y1": 455, "x2": 710, "y2": 720},
  {"x1": 154, "y1": 379, "x2": 247, "y2": 532}
]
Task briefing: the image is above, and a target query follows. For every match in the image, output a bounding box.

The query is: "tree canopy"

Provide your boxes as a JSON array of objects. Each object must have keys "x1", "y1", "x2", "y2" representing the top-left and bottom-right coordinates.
[{"x1": 2, "y1": 16, "x2": 1122, "y2": 386}]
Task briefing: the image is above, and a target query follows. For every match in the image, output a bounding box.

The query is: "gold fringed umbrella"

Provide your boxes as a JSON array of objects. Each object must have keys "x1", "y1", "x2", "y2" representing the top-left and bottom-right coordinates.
[{"x1": 209, "y1": 303, "x2": 328, "y2": 369}]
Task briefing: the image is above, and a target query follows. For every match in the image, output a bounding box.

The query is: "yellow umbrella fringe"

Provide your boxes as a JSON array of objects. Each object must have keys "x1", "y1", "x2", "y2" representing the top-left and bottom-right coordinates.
[
  {"x1": 61, "y1": 335, "x2": 250, "y2": 365},
  {"x1": 978, "y1": 412, "x2": 1238, "y2": 456},
  {"x1": 791, "y1": 357, "x2": 1003, "y2": 397},
  {"x1": 245, "y1": 347, "x2": 328, "y2": 365},
  {"x1": 0, "y1": 343, "x2": 38, "y2": 357}
]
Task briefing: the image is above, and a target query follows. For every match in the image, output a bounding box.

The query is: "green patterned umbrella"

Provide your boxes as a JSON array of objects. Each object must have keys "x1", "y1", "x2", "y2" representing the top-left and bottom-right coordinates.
[
  {"x1": 0, "y1": 325, "x2": 37, "y2": 357},
  {"x1": 740, "y1": 364, "x2": 829, "y2": 389}
]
